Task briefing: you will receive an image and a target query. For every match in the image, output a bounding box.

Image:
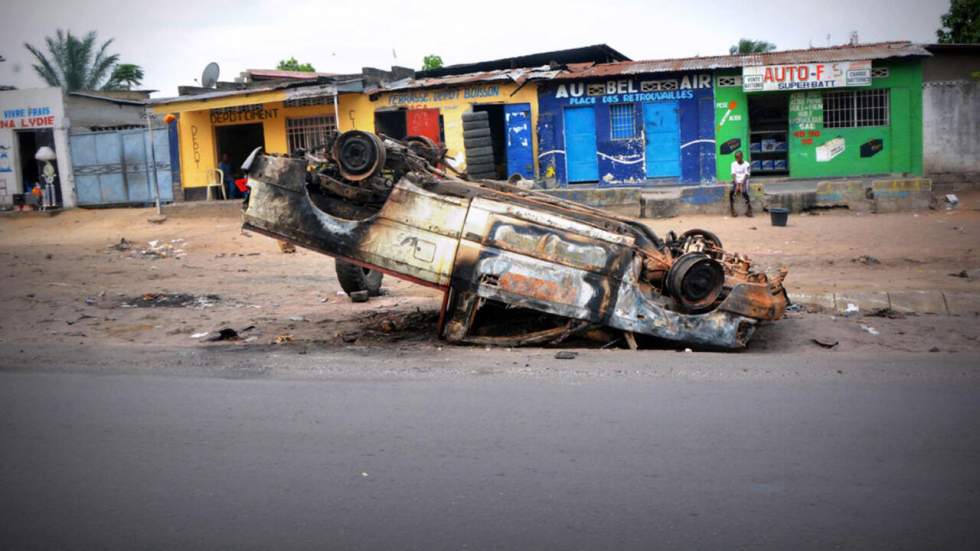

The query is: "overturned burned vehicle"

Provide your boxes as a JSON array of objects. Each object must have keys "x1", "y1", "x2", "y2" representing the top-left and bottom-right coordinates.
[{"x1": 241, "y1": 130, "x2": 788, "y2": 349}]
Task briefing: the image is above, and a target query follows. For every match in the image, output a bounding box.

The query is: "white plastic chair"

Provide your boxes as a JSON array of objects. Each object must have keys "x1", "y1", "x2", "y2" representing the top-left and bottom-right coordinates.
[{"x1": 206, "y1": 168, "x2": 227, "y2": 201}]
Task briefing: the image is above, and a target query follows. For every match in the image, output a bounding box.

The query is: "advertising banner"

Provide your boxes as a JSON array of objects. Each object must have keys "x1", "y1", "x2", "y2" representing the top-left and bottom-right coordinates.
[{"x1": 742, "y1": 60, "x2": 872, "y2": 92}]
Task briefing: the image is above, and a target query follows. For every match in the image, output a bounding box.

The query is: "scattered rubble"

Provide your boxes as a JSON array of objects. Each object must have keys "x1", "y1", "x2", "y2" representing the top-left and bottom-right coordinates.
[
  {"x1": 121, "y1": 293, "x2": 220, "y2": 308},
  {"x1": 853, "y1": 255, "x2": 881, "y2": 265}
]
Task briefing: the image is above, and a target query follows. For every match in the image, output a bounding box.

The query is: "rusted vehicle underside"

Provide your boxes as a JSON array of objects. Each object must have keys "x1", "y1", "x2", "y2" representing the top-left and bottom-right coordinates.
[{"x1": 241, "y1": 131, "x2": 788, "y2": 349}]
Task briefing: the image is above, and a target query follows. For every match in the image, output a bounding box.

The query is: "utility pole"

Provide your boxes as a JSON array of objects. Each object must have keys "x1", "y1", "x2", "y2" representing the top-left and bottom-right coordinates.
[{"x1": 144, "y1": 108, "x2": 166, "y2": 223}]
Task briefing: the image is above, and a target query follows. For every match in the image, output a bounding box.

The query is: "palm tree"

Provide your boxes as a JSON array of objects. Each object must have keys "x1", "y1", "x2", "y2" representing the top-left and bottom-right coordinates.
[
  {"x1": 24, "y1": 29, "x2": 120, "y2": 92},
  {"x1": 106, "y1": 63, "x2": 145, "y2": 90},
  {"x1": 729, "y1": 39, "x2": 778, "y2": 55}
]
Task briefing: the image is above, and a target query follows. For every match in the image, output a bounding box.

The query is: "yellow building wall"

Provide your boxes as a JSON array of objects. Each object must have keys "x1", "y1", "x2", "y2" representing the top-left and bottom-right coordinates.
[
  {"x1": 154, "y1": 93, "x2": 336, "y2": 188},
  {"x1": 337, "y1": 81, "x2": 540, "y2": 176}
]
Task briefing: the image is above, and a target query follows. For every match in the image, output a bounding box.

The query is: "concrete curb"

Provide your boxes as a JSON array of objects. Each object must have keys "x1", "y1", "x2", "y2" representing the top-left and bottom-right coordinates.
[{"x1": 787, "y1": 290, "x2": 980, "y2": 316}]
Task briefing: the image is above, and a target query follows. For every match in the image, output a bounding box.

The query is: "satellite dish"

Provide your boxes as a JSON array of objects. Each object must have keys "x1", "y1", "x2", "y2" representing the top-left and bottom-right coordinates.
[{"x1": 201, "y1": 62, "x2": 220, "y2": 88}]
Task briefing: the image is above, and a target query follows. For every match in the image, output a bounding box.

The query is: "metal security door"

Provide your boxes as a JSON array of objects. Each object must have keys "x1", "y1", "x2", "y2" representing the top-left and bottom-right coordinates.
[
  {"x1": 70, "y1": 128, "x2": 173, "y2": 206},
  {"x1": 643, "y1": 102, "x2": 681, "y2": 178},
  {"x1": 564, "y1": 106, "x2": 598, "y2": 183},
  {"x1": 406, "y1": 108, "x2": 441, "y2": 144},
  {"x1": 504, "y1": 103, "x2": 533, "y2": 179}
]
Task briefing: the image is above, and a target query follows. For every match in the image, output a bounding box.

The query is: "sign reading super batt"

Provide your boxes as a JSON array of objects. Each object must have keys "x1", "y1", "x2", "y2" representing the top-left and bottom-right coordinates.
[{"x1": 742, "y1": 60, "x2": 872, "y2": 92}]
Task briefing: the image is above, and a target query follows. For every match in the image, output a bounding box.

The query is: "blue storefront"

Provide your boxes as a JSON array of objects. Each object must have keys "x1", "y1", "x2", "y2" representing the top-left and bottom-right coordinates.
[{"x1": 537, "y1": 72, "x2": 716, "y2": 186}]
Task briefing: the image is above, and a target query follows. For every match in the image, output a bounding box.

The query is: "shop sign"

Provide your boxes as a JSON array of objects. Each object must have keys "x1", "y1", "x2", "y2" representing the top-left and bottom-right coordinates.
[
  {"x1": 210, "y1": 104, "x2": 279, "y2": 124},
  {"x1": 387, "y1": 85, "x2": 501, "y2": 106},
  {"x1": 552, "y1": 74, "x2": 711, "y2": 105},
  {"x1": 742, "y1": 60, "x2": 871, "y2": 92},
  {"x1": 1, "y1": 106, "x2": 56, "y2": 129}
]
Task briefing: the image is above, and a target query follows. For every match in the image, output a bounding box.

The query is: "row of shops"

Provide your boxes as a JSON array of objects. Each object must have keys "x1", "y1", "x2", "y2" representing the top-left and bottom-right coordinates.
[{"x1": 2, "y1": 41, "x2": 975, "y2": 208}]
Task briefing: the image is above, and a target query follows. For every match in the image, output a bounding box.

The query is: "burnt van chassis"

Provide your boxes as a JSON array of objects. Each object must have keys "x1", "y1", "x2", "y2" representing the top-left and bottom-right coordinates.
[{"x1": 241, "y1": 133, "x2": 788, "y2": 349}]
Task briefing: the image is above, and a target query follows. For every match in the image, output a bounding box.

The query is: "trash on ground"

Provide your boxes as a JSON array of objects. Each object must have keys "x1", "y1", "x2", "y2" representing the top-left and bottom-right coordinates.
[
  {"x1": 853, "y1": 255, "x2": 881, "y2": 265},
  {"x1": 859, "y1": 324, "x2": 880, "y2": 336},
  {"x1": 190, "y1": 332, "x2": 209, "y2": 339},
  {"x1": 944, "y1": 194, "x2": 959, "y2": 208},
  {"x1": 121, "y1": 293, "x2": 219, "y2": 308},
  {"x1": 812, "y1": 337, "x2": 839, "y2": 348},
  {"x1": 844, "y1": 303, "x2": 860, "y2": 315},
  {"x1": 205, "y1": 328, "x2": 239, "y2": 342},
  {"x1": 278, "y1": 240, "x2": 296, "y2": 253},
  {"x1": 274, "y1": 334, "x2": 293, "y2": 345},
  {"x1": 867, "y1": 307, "x2": 906, "y2": 319},
  {"x1": 287, "y1": 315, "x2": 307, "y2": 322},
  {"x1": 554, "y1": 351, "x2": 578, "y2": 360}
]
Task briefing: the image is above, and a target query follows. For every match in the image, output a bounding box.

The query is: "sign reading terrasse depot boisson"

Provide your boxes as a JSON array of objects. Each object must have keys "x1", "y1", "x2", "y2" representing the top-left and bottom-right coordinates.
[{"x1": 742, "y1": 60, "x2": 871, "y2": 92}]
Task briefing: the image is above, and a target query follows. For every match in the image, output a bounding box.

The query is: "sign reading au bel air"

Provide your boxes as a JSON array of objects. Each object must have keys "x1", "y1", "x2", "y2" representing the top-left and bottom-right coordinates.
[{"x1": 742, "y1": 60, "x2": 872, "y2": 92}]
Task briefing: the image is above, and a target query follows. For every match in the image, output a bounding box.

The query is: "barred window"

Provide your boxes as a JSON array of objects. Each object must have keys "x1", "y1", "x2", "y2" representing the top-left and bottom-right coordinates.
[
  {"x1": 286, "y1": 115, "x2": 337, "y2": 154},
  {"x1": 609, "y1": 104, "x2": 637, "y2": 140},
  {"x1": 823, "y1": 89, "x2": 889, "y2": 128}
]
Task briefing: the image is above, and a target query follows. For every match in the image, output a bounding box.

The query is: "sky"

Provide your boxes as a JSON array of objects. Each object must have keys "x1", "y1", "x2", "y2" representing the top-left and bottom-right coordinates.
[{"x1": 0, "y1": 0, "x2": 952, "y2": 97}]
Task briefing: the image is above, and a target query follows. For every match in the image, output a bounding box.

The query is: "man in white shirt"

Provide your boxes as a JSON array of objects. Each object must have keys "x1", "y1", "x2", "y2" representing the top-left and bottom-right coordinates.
[{"x1": 730, "y1": 150, "x2": 753, "y2": 217}]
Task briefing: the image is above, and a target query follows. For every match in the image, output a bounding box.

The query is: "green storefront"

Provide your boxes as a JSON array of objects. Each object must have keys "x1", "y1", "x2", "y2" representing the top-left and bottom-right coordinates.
[{"x1": 713, "y1": 55, "x2": 924, "y2": 181}]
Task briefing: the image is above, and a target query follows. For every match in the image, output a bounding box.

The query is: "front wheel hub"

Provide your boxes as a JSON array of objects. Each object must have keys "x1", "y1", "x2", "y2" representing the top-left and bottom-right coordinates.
[{"x1": 666, "y1": 252, "x2": 725, "y2": 312}]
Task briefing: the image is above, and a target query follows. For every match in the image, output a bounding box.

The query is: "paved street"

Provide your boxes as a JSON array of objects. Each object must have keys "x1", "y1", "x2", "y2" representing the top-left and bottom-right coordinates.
[{"x1": 2, "y1": 347, "x2": 979, "y2": 550}]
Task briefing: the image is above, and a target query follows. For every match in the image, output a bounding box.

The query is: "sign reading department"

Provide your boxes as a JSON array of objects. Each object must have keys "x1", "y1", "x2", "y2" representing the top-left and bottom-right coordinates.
[{"x1": 742, "y1": 60, "x2": 871, "y2": 92}]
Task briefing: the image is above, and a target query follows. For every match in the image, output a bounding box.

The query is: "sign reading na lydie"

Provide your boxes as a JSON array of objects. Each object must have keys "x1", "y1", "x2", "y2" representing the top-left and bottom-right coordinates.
[{"x1": 742, "y1": 60, "x2": 871, "y2": 92}]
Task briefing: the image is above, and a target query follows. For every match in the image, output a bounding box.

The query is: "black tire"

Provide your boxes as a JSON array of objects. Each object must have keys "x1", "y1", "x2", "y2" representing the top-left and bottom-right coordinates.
[
  {"x1": 463, "y1": 136, "x2": 492, "y2": 149},
  {"x1": 465, "y1": 145, "x2": 494, "y2": 158},
  {"x1": 463, "y1": 128, "x2": 491, "y2": 140},
  {"x1": 462, "y1": 111, "x2": 489, "y2": 122},
  {"x1": 335, "y1": 259, "x2": 383, "y2": 297},
  {"x1": 466, "y1": 159, "x2": 495, "y2": 170},
  {"x1": 680, "y1": 228, "x2": 723, "y2": 249}
]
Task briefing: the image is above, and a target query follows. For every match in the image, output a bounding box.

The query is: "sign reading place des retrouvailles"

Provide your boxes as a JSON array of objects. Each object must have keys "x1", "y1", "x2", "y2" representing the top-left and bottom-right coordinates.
[{"x1": 742, "y1": 60, "x2": 872, "y2": 92}]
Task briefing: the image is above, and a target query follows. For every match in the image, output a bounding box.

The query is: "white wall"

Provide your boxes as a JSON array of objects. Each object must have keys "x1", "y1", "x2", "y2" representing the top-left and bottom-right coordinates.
[
  {"x1": 0, "y1": 87, "x2": 75, "y2": 207},
  {"x1": 923, "y1": 80, "x2": 980, "y2": 178}
]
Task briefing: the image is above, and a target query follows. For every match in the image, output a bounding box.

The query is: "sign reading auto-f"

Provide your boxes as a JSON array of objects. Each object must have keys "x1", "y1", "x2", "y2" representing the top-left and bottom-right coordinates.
[{"x1": 742, "y1": 60, "x2": 871, "y2": 92}]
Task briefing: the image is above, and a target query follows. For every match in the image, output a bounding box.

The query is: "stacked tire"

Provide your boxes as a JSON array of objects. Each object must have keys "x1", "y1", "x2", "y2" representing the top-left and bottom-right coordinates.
[{"x1": 462, "y1": 111, "x2": 496, "y2": 180}]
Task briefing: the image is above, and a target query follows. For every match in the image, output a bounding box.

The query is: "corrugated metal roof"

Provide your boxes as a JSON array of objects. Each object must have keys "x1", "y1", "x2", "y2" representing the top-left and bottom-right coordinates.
[
  {"x1": 553, "y1": 41, "x2": 931, "y2": 79},
  {"x1": 373, "y1": 67, "x2": 560, "y2": 93},
  {"x1": 246, "y1": 69, "x2": 337, "y2": 80},
  {"x1": 68, "y1": 91, "x2": 146, "y2": 106},
  {"x1": 148, "y1": 82, "x2": 292, "y2": 105}
]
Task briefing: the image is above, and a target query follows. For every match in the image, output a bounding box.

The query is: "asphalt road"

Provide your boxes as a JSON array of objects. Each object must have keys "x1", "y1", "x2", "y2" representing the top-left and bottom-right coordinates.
[{"x1": 1, "y1": 348, "x2": 979, "y2": 550}]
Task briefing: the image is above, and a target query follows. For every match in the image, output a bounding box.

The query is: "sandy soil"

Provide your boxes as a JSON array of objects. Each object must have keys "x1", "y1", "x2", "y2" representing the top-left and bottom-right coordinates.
[{"x1": 0, "y1": 192, "x2": 977, "y2": 353}]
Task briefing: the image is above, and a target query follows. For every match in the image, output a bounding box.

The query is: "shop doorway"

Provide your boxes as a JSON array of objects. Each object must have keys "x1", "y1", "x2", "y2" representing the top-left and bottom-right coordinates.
[
  {"x1": 375, "y1": 108, "x2": 444, "y2": 144},
  {"x1": 16, "y1": 129, "x2": 61, "y2": 205},
  {"x1": 747, "y1": 94, "x2": 789, "y2": 176},
  {"x1": 472, "y1": 104, "x2": 507, "y2": 179},
  {"x1": 643, "y1": 102, "x2": 681, "y2": 179},
  {"x1": 215, "y1": 123, "x2": 265, "y2": 179},
  {"x1": 375, "y1": 109, "x2": 408, "y2": 140},
  {"x1": 564, "y1": 106, "x2": 598, "y2": 183}
]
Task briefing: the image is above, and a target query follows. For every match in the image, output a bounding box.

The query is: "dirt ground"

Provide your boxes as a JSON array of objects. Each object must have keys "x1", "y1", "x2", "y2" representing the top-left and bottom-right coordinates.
[{"x1": 0, "y1": 191, "x2": 977, "y2": 354}]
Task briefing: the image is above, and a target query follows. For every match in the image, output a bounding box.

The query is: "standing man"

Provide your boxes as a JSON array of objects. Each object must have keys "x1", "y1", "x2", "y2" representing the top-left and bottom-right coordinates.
[
  {"x1": 730, "y1": 150, "x2": 753, "y2": 217},
  {"x1": 218, "y1": 153, "x2": 236, "y2": 200}
]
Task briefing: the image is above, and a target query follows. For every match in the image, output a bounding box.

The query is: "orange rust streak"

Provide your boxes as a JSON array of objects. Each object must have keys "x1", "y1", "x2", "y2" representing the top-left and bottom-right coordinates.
[{"x1": 498, "y1": 272, "x2": 578, "y2": 305}]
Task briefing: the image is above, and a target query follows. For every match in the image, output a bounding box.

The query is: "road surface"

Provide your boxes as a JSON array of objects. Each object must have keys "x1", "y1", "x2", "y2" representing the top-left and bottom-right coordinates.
[{"x1": 2, "y1": 346, "x2": 979, "y2": 550}]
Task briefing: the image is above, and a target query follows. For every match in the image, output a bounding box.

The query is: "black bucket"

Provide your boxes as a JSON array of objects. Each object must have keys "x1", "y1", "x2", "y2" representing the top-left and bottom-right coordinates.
[{"x1": 769, "y1": 207, "x2": 789, "y2": 227}]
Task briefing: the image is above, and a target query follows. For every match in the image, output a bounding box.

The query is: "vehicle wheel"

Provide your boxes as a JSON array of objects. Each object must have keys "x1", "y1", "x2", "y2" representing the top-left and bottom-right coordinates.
[
  {"x1": 465, "y1": 145, "x2": 494, "y2": 158},
  {"x1": 463, "y1": 128, "x2": 491, "y2": 140},
  {"x1": 335, "y1": 259, "x2": 384, "y2": 297},
  {"x1": 462, "y1": 111, "x2": 489, "y2": 122},
  {"x1": 463, "y1": 136, "x2": 492, "y2": 149},
  {"x1": 466, "y1": 161, "x2": 495, "y2": 172}
]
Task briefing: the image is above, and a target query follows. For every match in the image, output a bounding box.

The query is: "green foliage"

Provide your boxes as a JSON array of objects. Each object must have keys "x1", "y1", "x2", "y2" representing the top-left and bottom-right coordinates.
[
  {"x1": 104, "y1": 63, "x2": 144, "y2": 90},
  {"x1": 422, "y1": 54, "x2": 444, "y2": 70},
  {"x1": 276, "y1": 57, "x2": 316, "y2": 72},
  {"x1": 937, "y1": 0, "x2": 980, "y2": 43},
  {"x1": 25, "y1": 29, "x2": 123, "y2": 91},
  {"x1": 729, "y1": 39, "x2": 777, "y2": 55}
]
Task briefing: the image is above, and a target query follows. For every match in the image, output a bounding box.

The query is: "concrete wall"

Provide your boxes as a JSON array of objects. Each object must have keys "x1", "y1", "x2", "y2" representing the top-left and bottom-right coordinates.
[
  {"x1": 64, "y1": 95, "x2": 145, "y2": 130},
  {"x1": 922, "y1": 80, "x2": 980, "y2": 182}
]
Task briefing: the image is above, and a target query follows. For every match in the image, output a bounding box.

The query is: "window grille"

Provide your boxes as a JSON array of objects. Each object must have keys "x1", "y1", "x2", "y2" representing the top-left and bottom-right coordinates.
[
  {"x1": 286, "y1": 115, "x2": 337, "y2": 153},
  {"x1": 871, "y1": 67, "x2": 889, "y2": 79},
  {"x1": 823, "y1": 89, "x2": 888, "y2": 128},
  {"x1": 609, "y1": 104, "x2": 637, "y2": 140},
  {"x1": 284, "y1": 96, "x2": 332, "y2": 108},
  {"x1": 716, "y1": 75, "x2": 741, "y2": 87}
]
